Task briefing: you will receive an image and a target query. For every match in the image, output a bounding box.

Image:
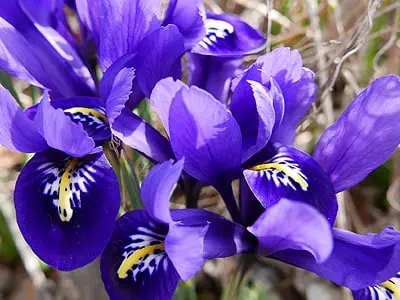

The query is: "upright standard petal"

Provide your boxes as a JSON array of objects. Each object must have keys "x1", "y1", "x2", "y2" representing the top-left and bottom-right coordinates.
[
  {"x1": 313, "y1": 75, "x2": 400, "y2": 193},
  {"x1": 271, "y1": 68, "x2": 316, "y2": 144},
  {"x1": 99, "y1": 54, "x2": 136, "y2": 100},
  {"x1": 230, "y1": 65, "x2": 280, "y2": 162},
  {"x1": 150, "y1": 77, "x2": 187, "y2": 136},
  {"x1": 244, "y1": 143, "x2": 337, "y2": 225},
  {"x1": 191, "y1": 12, "x2": 266, "y2": 57},
  {"x1": 104, "y1": 67, "x2": 135, "y2": 123},
  {"x1": 135, "y1": 24, "x2": 185, "y2": 97},
  {"x1": 15, "y1": 149, "x2": 120, "y2": 271},
  {"x1": 274, "y1": 227, "x2": 400, "y2": 291},
  {"x1": 0, "y1": 18, "x2": 45, "y2": 88},
  {"x1": 255, "y1": 47, "x2": 303, "y2": 87},
  {"x1": 98, "y1": 54, "x2": 143, "y2": 109},
  {"x1": 75, "y1": 0, "x2": 100, "y2": 45},
  {"x1": 248, "y1": 198, "x2": 333, "y2": 263},
  {"x1": 0, "y1": 2, "x2": 95, "y2": 97},
  {"x1": 141, "y1": 160, "x2": 184, "y2": 224},
  {"x1": 169, "y1": 86, "x2": 242, "y2": 186},
  {"x1": 34, "y1": 93, "x2": 95, "y2": 157},
  {"x1": 101, "y1": 210, "x2": 179, "y2": 300},
  {"x1": 99, "y1": 0, "x2": 161, "y2": 70},
  {"x1": 162, "y1": 0, "x2": 205, "y2": 50},
  {"x1": 0, "y1": 86, "x2": 48, "y2": 153},
  {"x1": 253, "y1": 47, "x2": 317, "y2": 145}
]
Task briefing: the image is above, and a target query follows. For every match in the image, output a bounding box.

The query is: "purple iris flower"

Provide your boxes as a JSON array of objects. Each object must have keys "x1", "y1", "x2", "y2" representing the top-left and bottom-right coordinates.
[
  {"x1": 0, "y1": 86, "x2": 119, "y2": 271},
  {"x1": 144, "y1": 48, "x2": 320, "y2": 223},
  {"x1": 0, "y1": 61, "x2": 175, "y2": 270},
  {"x1": 0, "y1": 0, "x2": 207, "y2": 270},
  {"x1": 74, "y1": 0, "x2": 208, "y2": 107},
  {"x1": 188, "y1": 11, "x2": 267, "y2": 103},
  {"x1": 0, "y1": 0, "x2": 96, "y2": 98},
  {"x1": 100, "y1": 159, "x2": 333, "y2": 300},
  {"x1": 145, "y1": 47, "x2": 400, "y2": 297},
  {"x1": 0, "y1": 0, "x2": 204, "y2": 106}
]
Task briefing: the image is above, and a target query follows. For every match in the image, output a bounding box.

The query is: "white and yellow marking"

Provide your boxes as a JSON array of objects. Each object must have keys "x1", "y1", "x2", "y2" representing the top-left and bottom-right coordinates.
[
  {"x1": 380, "y1": 280, "x2": 400, "y2": 299},
  {"x1": 117, "y1": 243, "x2": 165, "y2": 279},
  {"x1": 250, "y1": 162, "x2": 309, "y2": 191},
  {"x1": 367, "y1": 272, "x2": 400, "y2": 300},
  {"x1": 64, "y1": 107, "x2": 108, "y2": 124},
  {"x1": 58, "y1": 159, "x2": 79, "y2": 222}
]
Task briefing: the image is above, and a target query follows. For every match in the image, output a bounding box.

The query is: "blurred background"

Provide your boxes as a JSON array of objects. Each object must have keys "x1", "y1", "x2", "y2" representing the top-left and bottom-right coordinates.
[{"x1": 0, "y1": 0, "x2": 399, "y2": 299}]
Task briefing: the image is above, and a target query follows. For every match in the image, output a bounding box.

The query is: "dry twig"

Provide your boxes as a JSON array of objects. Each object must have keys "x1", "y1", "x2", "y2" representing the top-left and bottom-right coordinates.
[
  {"x1": 373, "y1": 7, "x2": 399, "y2": 74},
  {"x1": 319, "y1": 0, "x2": 381, "y2": 99},
  {"x1": 305, "y1": 0, "x2": 335, "y2": 125}
]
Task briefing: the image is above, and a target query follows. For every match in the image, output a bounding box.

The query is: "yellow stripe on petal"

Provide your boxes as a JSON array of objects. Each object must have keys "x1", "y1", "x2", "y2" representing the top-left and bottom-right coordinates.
[
  {"x1": 117, "y1": 243, "x2": 165, "y2": 279},
  {"x1": 381, "y1": 280, "x2": 400, "y2": 299},
  {"x1": 64, "y1": 107, "x2": 108, "y2": 124},
  {"x1": 250, "y1": 162, "x2": 309, "y2": 191},
  {"x1": 58, "y1": 159, "x2": 79, "y2": 222}
]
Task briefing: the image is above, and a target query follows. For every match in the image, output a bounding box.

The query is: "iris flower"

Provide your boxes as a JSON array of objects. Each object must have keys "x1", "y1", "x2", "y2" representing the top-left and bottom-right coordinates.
[
  {"x1": 100, "y1": 159, "x2": 334, "y2": 300},
  {"x1": 0, "y1": 86, "x2": 119, "y2": 271},
  {"x1": 0, "y1": 0, "x2": 96, "y2": 98},
  {"x1": 0, "y1": 0, "x2": 249, "y2": 271},
  {"x1": 0, "y1": 55, "x2": 176, "y2": 270},
  {"x1": 0, "y1": 0, "x2": 204, "y2": 106},
  {"x1": 74, "y1": 0, "x2": 209, "y2": 108},
  {"x1": 145, "y1": 47, "x2": 400, "y2": 297},
  {"x1": 145, "y1": 48, "x2": 321, "y2": 223},
  {"x1": 0, "y1": 0, "x2": 207, "y2": 270}
]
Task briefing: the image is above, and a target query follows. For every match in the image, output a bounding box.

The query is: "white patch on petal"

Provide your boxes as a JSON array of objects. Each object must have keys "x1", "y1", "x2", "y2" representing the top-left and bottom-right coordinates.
[
  {"x1": 200, "y1": 19, "x2": 234, "y2": 49},
  {"x1": 367, "y1": 272, "x2": 400, "y2": 300},
  {"x1": 64, "y1": 107, "x2": 108, "y2": 133},
  {"x1": 251, "y1": 153, "x2": 309, "y2": 191},
  {"x1": 119, "y1": 227, "x2": 168, "y2": 281},
  {"x1": 39, "y1": 157, "x2": 97, "y2": 222}
]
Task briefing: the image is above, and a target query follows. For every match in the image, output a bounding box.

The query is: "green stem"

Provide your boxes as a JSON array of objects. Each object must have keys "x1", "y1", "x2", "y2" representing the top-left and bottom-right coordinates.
[{"x1": 119, "y1": 149, "x2": 143, "y2": 210}]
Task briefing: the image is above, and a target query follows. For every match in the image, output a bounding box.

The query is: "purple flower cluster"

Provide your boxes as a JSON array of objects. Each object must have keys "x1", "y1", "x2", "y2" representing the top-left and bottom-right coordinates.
[{"x1": 0, "y1": 1, "x2": 399, "y2": 300}]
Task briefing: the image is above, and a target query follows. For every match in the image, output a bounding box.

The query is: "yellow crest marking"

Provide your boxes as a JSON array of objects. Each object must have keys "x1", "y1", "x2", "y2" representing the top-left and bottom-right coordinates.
[
  {"x1": 250, "y1": 162, "x2": 309, "y2": 191},
  {"x1": 381, "y1": 280, "x2": 400, "y2": 299},
  {"x1": 58, "y1": 159, "x2": 79, "y2": 222},
  {"x1": 117, "y1": 243, "x2": 165, "y2": 279},
  {"x1": 64, "y1": 107, "x2": 108, "y2": 124}
]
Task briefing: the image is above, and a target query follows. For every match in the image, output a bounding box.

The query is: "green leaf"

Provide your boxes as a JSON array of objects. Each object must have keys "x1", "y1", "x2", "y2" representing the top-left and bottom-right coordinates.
[
  {"x1": 119, "y1": 150, "x2": 143, "y2": 210},
  {"x1": 137, "y1": 99, "x2": 152, "y2": 124},
  {"x1": 0, "y1": 72, "x2": 22, "y2": 107},
  {"x1": 29, "y1": 85, "x2": 41, "y2": 104}
]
